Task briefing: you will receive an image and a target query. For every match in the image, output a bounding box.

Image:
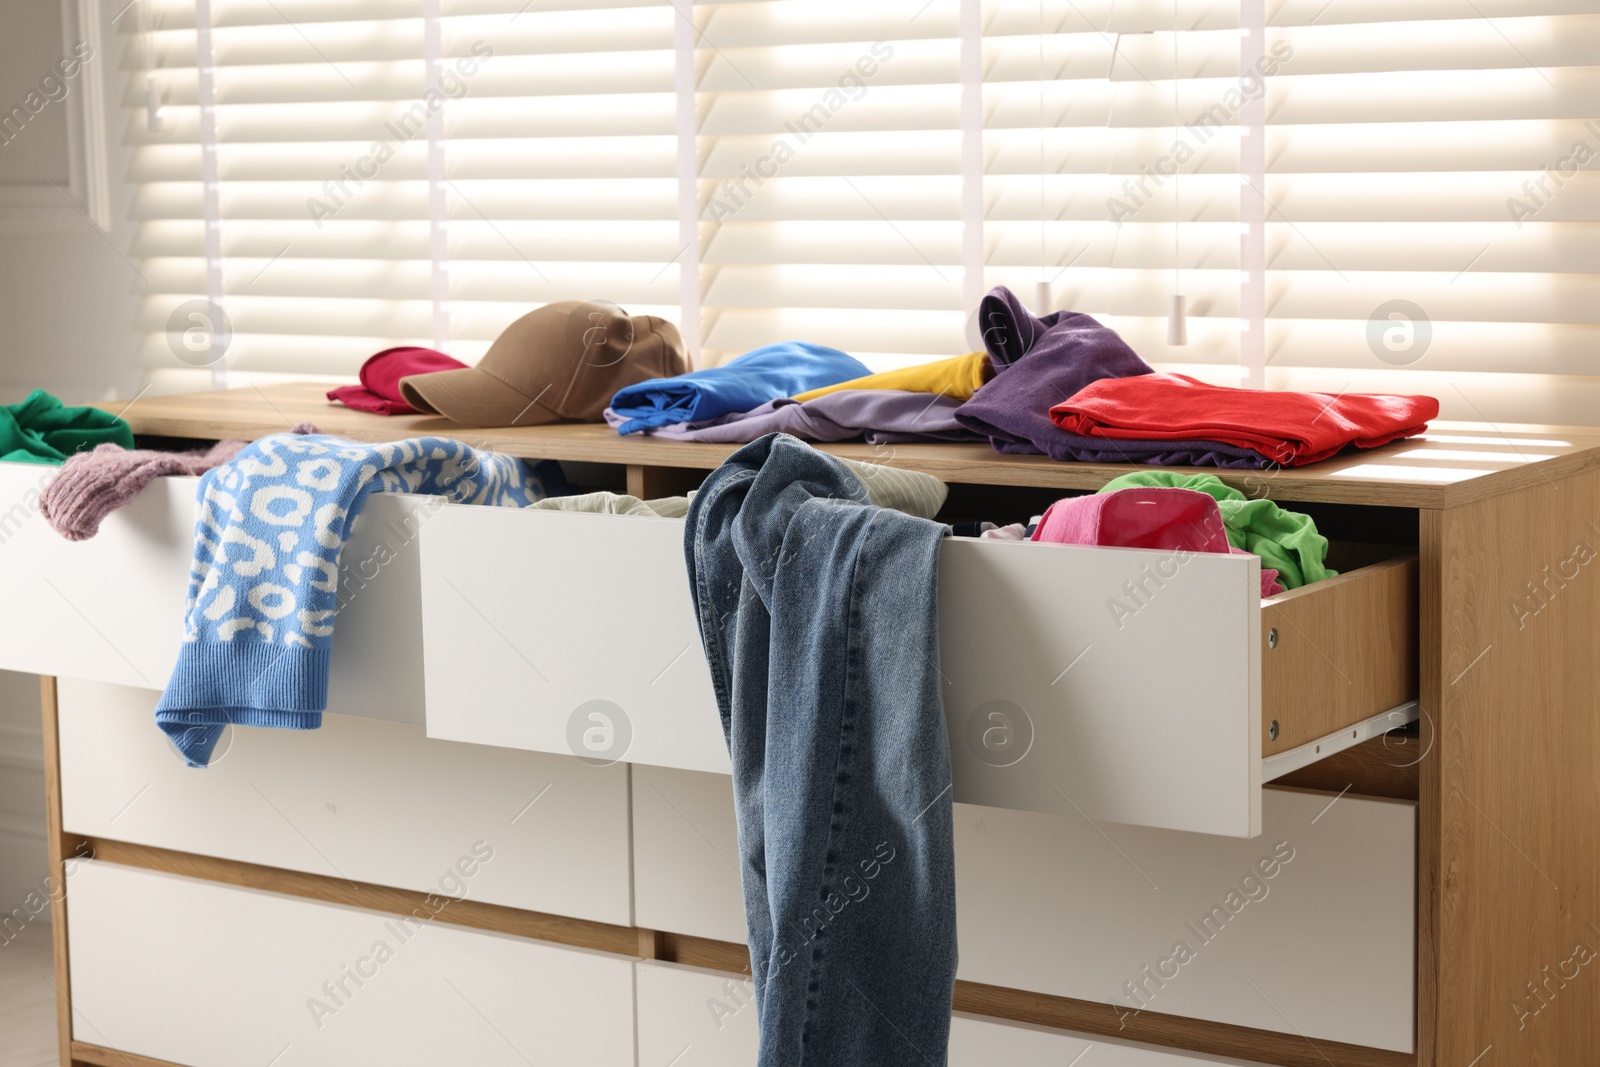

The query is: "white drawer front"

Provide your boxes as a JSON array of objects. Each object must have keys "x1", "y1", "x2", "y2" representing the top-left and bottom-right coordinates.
[
  {"x1": 421, "y1": 508, "x2": 731, "y2": 774},
  {"x1": 0, "y1": 462, "x2": 193, "y2": 688},
  {"x1": 956, "y1": 787, "x2": 1416, "y2": 1053},
  {"x1": 950, "y1": 1013, "x2": 1262, "y2": 1066},
  {"x1": 939, "y1": 537, "x2": 1258, "y2": 836},
  {"x1": 636, "y1": 960, "x2": 760, "y2": 1067},
  {"x1": 59, "y1": 678, "x2": 633, "y2": 926},
  {"x1": 636, "y1": 960, "x2": 1271, "y2": 1067},
  {"x1": 0, "y1": 463, "x2": 430, "y2": 725},
  {"x1": 420, "y1": 505, "x2": 1264, "y2": 836},
  {"x1": 633, "y1": 765, "x2": 747, "y2": 944},
  {"x1": 67, "y1": 861, "x2": 637, "y2": 1067},
  {"x1": 629, "y1": 770, "x2": 1414, "y2": 1052}
]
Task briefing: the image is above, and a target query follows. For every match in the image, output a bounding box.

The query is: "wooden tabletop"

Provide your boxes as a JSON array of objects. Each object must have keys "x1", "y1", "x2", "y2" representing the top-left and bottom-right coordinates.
[{"x1": 97, "y1": 382, "x2": 1600, "y2": 509}]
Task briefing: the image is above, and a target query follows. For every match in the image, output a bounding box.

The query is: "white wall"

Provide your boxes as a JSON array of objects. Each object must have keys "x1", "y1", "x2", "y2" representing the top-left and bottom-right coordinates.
[
  {"x1": 0, "y1": 227, "x2": 142, "y2": 404},
  {"x1": 0, "y1": 0, "x2": 72, "y2": 186},
  {"x1": 0, "y1": 0, "x2": 140, "y2": 406}
]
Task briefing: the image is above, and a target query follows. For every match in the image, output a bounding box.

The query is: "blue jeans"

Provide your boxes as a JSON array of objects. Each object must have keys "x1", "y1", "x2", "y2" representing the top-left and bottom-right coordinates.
[{"x1": 685, "y1": 433, "x2": 957, "y2": 1067}]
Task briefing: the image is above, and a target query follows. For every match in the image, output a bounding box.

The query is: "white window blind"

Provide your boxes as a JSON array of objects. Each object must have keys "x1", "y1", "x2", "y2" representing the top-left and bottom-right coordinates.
[
  {"x1": 122, "y1": 1, "x2": 1600, "y2": 426},
  {"x1": 692, "y1": 0, "x2": 965, "y2": 369},
  {"x1": 980, "y1": 0, "x2": 1250, "y2": 382},
  {"x1": 1257, "y1": 1, "x2": 1600, "y2": 426},
  {"x1": 436, "y1": 1, "x2": 681, "y2": 364},
  {"x1": 127, "y1": 0, "x2": 681, "y2": 387}
]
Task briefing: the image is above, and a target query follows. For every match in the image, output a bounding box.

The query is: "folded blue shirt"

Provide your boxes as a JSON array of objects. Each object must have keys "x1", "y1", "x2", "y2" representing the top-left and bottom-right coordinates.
[{"x1": 609, "y1": 341, "x2": 870, "y2": 434}]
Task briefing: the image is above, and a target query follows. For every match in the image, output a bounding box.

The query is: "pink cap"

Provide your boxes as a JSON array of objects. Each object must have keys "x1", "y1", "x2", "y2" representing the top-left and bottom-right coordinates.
[
  {"x1": 328, "y1": 346, "x2": 466, "y2": 416},
  {"x1": 1031, "y1": 488, "x2": 1231, "y2": 554}
]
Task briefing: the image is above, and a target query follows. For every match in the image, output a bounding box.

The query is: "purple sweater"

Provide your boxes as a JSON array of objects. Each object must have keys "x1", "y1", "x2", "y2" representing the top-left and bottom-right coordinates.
[{"x1": 954, "y1": 286, "x2": 1274, "y2": 468}]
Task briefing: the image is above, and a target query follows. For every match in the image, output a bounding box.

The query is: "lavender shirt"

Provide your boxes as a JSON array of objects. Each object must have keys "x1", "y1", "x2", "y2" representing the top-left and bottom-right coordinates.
[{"x1": 605, "y1": 389, "x2": 983, "y2": 445}]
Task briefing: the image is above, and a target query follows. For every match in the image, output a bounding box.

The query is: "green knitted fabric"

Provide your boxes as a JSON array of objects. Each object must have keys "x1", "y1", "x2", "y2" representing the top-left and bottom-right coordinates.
[
  {"x1": 0, "y1": 389, "x2": 134, "y2": 465},
  {"x1": 1099, "y1": 471, "x2": 1335, "y2": 589}
]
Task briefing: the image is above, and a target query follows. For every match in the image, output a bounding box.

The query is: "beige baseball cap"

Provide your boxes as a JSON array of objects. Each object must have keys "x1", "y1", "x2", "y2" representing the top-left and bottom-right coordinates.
[{"x1": 398, "y1": 300, "x2": 689, "y2": 427}]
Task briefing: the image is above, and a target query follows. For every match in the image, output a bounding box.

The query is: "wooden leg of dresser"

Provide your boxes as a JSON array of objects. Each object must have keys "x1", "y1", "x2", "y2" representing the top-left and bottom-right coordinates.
[
  {"x1": 1419, "y1": 467, "x2": 1600, "y2": 1065},
  {"x1": 1417, "y1": 514, "x2": 1440, "y2": 1067},
  {"x1": 41, "y1": 676, "x2": 72, "y2": 1067},
  {"x1": 625, "y1": 463, "x2": 705, "y2": 500}
]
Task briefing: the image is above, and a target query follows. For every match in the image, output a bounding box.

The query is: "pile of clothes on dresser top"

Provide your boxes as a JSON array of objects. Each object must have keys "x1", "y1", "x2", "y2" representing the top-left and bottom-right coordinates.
[
  {"x1": 597, "y1": 286, "x2": 1436, "y2": 468},
  {"x1": 327, "y1": 288, "x2": 1439, "y2": 471}
]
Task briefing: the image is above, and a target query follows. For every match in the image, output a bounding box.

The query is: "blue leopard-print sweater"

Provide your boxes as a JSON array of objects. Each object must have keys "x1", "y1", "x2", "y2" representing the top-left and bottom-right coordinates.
[{"x1": 156, "y1": 432, "x2": 544, "y2": 766}]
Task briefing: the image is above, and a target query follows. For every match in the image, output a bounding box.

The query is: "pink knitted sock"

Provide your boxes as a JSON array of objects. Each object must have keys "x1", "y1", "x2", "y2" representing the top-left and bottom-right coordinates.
[
  {"x1": 39, "y1": 422, "x2": 322, "y2": 541},
  {"x1": 40, "y1": 440, "x2": 247, "y2": 541}
]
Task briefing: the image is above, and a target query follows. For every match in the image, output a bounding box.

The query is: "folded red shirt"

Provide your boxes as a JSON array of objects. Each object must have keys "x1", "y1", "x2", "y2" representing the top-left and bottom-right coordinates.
[{"x1": 1048, "y1": 373, "x2": 1438, "y2": 466}]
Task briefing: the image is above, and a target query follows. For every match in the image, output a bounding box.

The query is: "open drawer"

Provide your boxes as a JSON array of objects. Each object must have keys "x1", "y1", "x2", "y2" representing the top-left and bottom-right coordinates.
[
  {"x1": 0, "y1": 461, "x2": 433, "y2": 724},
  {"x1": 418, "y1": 505, "x2": 1418, "y2": 838}
]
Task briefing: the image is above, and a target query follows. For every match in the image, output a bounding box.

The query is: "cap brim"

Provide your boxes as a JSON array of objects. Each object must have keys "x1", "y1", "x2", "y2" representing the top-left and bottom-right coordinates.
[{"x1": 397, "y1": 367, "x2": 562, "y2": 427}]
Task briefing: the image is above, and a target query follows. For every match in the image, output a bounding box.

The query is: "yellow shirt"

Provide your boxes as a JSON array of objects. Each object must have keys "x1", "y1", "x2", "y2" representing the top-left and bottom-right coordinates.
[{"x1": 792, "y1": 352, "x2": 990, "y2": 403}]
